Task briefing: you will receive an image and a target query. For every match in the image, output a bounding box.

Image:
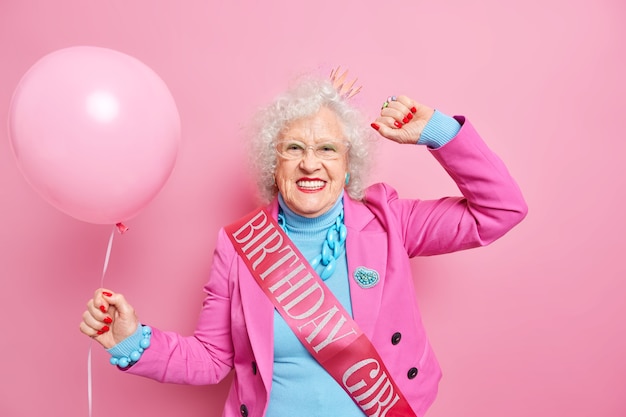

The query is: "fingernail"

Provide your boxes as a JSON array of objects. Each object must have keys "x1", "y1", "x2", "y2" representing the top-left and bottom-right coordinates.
[
  {"x1": 104, "y1": 317, "x2": 113, "y2": 324},
  {"x1": 370, "y1": 123, "x2": 380, "y2": 131},
  {"x1": 402, "y1": 117, "x2": 409, "y2": 124},
  {"x1": 99, "y1": 305, "x2": 107, "y2": 313},
  {"x1": 407, "y1": 112, "x2": 413, "y2": 120},
  {"x1": 394, "y1": 121, "x2": 403, "y2": 128},
  {"x1": 101, "y1": 325, "x2": 110, "y2": 332},
  {"x1": 103, "y1": 292, "x2": 112, "y2": 297},
  {"x1": 410, "y1": 106, "x2": 417, "y2": 114},
  {"x1": 97, "y1": 330, "x2": 104, "y2": 335}
]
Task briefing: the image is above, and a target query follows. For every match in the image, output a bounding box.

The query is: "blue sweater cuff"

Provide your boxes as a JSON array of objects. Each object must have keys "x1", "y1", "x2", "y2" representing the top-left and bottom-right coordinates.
[
  {"x1": 106, "y1": 325, "x2": 144, "y2": 358},
  {"x1": 417, "y1": 110, "x2": 461, "y2": 148}
]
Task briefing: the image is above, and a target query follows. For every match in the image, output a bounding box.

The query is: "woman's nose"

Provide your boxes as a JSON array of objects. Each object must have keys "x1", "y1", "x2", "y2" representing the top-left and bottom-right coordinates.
[{"x1": 299, "y1": 148, "x2": 321, "y2": 169}]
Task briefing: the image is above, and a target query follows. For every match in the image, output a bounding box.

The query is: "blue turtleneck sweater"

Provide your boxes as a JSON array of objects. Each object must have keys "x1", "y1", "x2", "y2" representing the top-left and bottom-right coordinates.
[{"x1": 266, "y1": 193, "x2": 363, "y2": 416}]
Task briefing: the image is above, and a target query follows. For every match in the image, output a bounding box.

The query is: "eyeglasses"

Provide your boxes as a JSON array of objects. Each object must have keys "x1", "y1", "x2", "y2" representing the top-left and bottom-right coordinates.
[{"x1": 275, "y1": 140, "x2": 351, "y2": 160}]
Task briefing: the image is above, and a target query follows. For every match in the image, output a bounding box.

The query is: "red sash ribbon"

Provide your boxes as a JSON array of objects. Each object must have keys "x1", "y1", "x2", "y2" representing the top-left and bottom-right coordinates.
[{"x1": 225, "y1": 207, "x2": 418, "y2": 417}]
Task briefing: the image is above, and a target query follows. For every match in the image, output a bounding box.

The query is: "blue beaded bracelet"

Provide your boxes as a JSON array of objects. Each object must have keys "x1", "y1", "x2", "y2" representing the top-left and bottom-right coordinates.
[{"x1": 109, "y1": 325, "x2": 152, "y2": 368}]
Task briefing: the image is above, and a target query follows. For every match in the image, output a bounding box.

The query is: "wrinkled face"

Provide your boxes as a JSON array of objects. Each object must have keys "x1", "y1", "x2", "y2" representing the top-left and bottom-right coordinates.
[{"x1": 274, "y1": 107, "x2": 349, "y2": 218}]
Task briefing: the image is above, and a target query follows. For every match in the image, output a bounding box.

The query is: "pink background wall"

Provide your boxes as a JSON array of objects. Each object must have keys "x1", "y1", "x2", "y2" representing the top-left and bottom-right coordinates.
[{"x1": 1, "y1": 1, "x2": 624, "y2": 416}]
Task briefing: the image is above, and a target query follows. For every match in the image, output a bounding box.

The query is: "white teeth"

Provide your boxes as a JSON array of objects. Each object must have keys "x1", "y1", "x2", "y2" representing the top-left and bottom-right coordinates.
[{"x1": 297, "y1": 180, "x2": 325, "y2": 189}]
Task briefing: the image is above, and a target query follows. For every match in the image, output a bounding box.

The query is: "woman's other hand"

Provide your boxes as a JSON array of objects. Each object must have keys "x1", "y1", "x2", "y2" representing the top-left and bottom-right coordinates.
[
  {"x1": 79, "y1": 288, "x2": 139, "y2": 349},
  {"x1": 371, "y1": 95, "x2": 435, "y2": 144}
]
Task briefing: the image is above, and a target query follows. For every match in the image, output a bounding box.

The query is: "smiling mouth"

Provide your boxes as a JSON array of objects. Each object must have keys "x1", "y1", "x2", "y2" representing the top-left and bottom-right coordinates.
[{"x1": 296, "y1": 179, "x2": 326, "y2": 191}]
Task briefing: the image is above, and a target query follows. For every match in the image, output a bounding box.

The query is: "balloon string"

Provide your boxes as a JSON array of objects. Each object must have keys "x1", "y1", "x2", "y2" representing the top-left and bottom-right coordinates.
[{"x1": 88, "y1": 225, "x2": 119, "y2": 417}]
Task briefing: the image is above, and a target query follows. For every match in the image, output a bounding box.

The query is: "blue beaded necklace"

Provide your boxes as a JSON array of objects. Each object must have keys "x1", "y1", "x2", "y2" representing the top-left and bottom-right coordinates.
[{"x1": 277, "y1": 209, "x2": 347, "y2": 280}]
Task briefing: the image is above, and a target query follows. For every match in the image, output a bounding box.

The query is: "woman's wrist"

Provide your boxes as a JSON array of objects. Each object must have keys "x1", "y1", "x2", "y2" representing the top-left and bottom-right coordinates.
[
  {"x1": 106, "y1": 324, "x2": 152, "y2": 368},
  {"x1": 418, "y1": 110, "x2": 461, "y2": 148}
]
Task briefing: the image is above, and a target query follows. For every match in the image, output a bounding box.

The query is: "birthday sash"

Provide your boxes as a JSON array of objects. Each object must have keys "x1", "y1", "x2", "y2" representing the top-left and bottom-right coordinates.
[{"x1": 225, "y1": 207, "x2": 418, "y2": 417}]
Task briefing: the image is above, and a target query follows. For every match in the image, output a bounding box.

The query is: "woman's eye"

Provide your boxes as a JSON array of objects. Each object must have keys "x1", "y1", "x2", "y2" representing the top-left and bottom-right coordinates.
[{"x1": 319, "y1": 144, "x2": 338, "y2": 153}]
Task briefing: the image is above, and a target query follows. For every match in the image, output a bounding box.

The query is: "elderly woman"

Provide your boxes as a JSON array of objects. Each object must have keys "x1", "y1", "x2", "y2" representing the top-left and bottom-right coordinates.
[{"x1": 80, "y1": 75, "x2": 527, "y2": 417}]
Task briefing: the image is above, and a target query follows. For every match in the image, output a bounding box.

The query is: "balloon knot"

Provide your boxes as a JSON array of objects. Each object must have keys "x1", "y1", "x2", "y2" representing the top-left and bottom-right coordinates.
[{"x1": 115, "y1": 223, "x2": 129, "y2": 234}]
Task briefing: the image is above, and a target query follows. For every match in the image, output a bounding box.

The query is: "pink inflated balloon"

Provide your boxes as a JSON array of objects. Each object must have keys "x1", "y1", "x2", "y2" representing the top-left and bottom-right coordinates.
[{"x1": 8, "y1": 46, "x2": 180, "y2": 224}]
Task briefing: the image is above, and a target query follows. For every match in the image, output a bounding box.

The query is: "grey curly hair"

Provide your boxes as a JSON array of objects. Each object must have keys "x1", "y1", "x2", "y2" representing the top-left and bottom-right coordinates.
[{"x1": 249, "y1": 76, "x2": 373, "y2": 203}]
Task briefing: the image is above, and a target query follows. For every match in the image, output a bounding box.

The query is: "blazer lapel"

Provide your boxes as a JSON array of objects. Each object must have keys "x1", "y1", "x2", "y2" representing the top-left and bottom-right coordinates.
[
  {"x1": 238, "y1": 258, "x2": 275, "y2": 390},
  {"x1": 237, "y1": 199, "x2": 278, "y2": 392},
  {"x1": 343, "y1": 196, "x2": 388, "y2": 338},
  {"x1": 237, "y1": 202, "x2": 281, "y2": 390}
]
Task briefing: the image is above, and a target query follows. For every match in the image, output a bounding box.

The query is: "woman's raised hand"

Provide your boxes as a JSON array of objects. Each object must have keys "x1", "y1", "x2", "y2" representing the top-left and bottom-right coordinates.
[
  {"x1": 371, "y1": 95, "x2": 435, "y2": 144},
  {"x1": 79, "y1": 289, "x2": 139, "y2": 349}
]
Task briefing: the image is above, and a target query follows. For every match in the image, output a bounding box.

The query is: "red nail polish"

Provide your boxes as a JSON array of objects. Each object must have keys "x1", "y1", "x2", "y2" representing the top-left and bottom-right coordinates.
[
  {"x1": 410, "y1": 106, "x2": 417, "y2": 113},
  {"x1": 103, "y1": 291, "x2": 112, "y2": 297},
  {"x1": 407, "y1": 112, "x2": 413, "y2": 120},
  {"x1": 99, "y1": 305, "x2": 106, "y2": 313},
  {"x1": 101, "y1": 325, "x2": 110, "y2": 332},
  {"x1": 104, "y1": 317, "x2": 113, "y2": 324},
  {"x1": 97, "y1": 330, "x2": 104, "y2": 335},
  {"x1": 402, "y1": 117, "x2": 409, "y2": 124},
  {"x1": 370, "y1": 123, "x2": 380, "y2": 131},
  {"x1": 394, "y1": 121, "x2": 403, "y2": 128}
]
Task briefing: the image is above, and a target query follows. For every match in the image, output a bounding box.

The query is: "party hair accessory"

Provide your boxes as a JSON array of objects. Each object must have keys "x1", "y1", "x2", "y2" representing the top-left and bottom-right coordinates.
[{"x1": 330, "y1": 66, "x2": 362, "y2": 100}]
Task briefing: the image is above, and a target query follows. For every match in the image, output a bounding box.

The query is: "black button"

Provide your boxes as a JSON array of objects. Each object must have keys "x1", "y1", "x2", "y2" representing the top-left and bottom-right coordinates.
[
  {"x1": 251, "y1": 361, "x2": 257, "y2": 375},
  {"x1": 391, "y1": 332, "x2": 402, "y2": 345},
  {"x1": 407, "y1": 367, "x2": 418, "y2": 379},
  {"x1": 240, "y1": 404, "x2": 248, "y2": 417}
]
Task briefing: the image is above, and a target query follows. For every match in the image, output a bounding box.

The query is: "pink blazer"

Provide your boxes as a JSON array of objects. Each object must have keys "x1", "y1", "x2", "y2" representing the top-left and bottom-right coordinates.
[{"x1": 127, "y1": 117, "x2": 528, "y2": 417}]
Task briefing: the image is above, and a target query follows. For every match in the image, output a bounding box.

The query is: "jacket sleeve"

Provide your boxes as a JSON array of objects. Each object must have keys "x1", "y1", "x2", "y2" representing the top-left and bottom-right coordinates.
[
  {"x1": 367, "y1": 116, "x2": 528, "y2": 257},
  {"x1": 123, "y1": 229, "x2": 236, "y2": 385}
]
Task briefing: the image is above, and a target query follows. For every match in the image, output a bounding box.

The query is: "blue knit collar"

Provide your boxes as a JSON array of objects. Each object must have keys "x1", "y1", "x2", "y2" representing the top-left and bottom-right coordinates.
[{"x1": 277, "y1": 192, "x2": 344, "y2": 236}]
